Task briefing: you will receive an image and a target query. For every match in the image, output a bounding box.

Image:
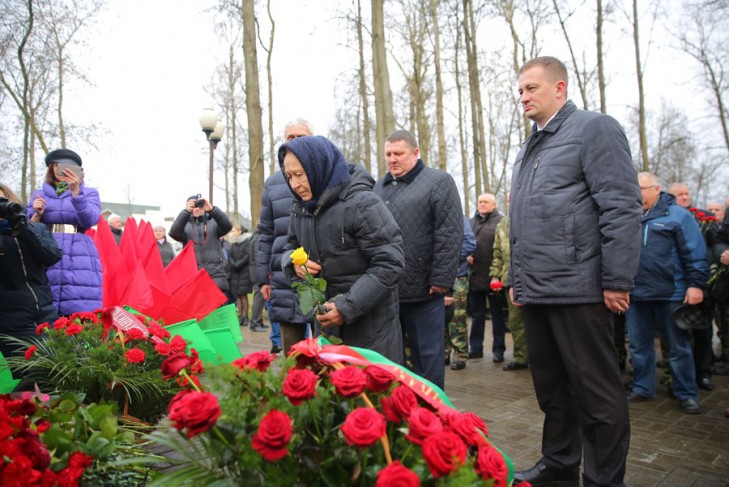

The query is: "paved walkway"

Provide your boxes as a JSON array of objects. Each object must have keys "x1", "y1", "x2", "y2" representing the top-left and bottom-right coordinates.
[{"x1": 238, "y1": 323, "x2": 729, "y2": 486}]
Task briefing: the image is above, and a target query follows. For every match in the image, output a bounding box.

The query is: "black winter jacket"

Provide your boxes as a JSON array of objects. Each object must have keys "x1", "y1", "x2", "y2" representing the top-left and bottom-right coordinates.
[
  {"x1": 169, "y1": 207, "x2": 233, "y2": 292},
  {"x1": 509, "y1": 101, "x2": 642, "y2": 304},
  {"x1": 0, "y1": 222, "x2": 62, "y2": 357},
  {"x1": 374, "y1": 160, "x2": 463, "y2": 302},
  {"x1": 469, "y1": 210, "x2": 503, "y2": 291},
  {"x1": 228, "y1": 236, "x2": 252, "y2": 295},
  {"x1": 283, "y1": 164, "x2": 405, "y2": 362},
  {"x1": 257, "y1": 171, "x2": 306, "y2": 324}
]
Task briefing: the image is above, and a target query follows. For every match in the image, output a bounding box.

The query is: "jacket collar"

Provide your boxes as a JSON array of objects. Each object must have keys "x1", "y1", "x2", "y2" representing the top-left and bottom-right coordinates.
[
  {"x1": 527, "y1": 100, "x2": 577, "y2": 142},
  {"x1": 383, "y1": 159, "x2": 425, "y2": 184}
]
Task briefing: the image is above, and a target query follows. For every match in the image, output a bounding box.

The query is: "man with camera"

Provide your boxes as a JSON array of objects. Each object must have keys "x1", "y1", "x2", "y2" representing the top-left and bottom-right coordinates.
[{"x1": 169, "y1": 194, "x2": 232, "y2": 295}]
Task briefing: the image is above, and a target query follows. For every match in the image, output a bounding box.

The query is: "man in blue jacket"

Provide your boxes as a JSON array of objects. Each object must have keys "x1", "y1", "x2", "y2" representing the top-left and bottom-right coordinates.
[
  {"x1": 509, "y1": 57, "x2": 642, "y2": 487},
  {"x1": 626, "y1": 172, "x2": 708, "y2": 414}
]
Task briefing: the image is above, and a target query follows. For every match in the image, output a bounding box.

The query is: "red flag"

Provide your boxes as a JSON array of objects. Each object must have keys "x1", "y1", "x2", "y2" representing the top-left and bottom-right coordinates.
[
  {"x1": 157, "y1": 269, "x2": 227, "y2": 323},
  {"x1": 165, "y1": 242, "x2": 198, "y2": 292},
  {"x1": 137, "y1": 220, "x2": 168, "y2": 292},
  {"x1": 119, "y1": 263, "x2": 154, "y2": 312},
  {"x1": 94, "y1": 217, "x2": 126, "y2": 307},
  {"x1": 119, "y1": 217, "x2": 139, "y2": 274}
]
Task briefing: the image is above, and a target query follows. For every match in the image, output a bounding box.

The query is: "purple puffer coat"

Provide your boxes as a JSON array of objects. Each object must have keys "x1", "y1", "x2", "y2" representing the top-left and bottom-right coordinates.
[{"x1": 28, "y1": 182, "x2": 103, "y2": 315}]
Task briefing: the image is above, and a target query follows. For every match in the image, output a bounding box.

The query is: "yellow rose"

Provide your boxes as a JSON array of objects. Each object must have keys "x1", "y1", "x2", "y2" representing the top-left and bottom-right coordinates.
[{"x1": 290, "y1": 247, "x2": 309, "y2": 266}]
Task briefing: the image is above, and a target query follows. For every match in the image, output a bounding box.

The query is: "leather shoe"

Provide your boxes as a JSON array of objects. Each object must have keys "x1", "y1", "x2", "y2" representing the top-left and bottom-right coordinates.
[
  {"x1": 250, "y1": 325, "x2": 268, "y2": 333},
  {"x1": 468, "y1": 351, "x2": 483, "y2": 359},
  {"x1": 492, "y1": 352, "x2": 504, "y2": 363},
  {"x1": 626, "y1": 391, "x2": 650, "y2": 403},
  {"x1": 513, "y1": 462, "x2": 579, "y2": 486},
  {"x1": 450, "y1": 360, "x2": 466, "y2": 370},
  {"x1": 679, "y1": 398, "x2": 701, "y2": 414},
  {"x1": 503, "y1": 361, "x2": 528, "y2": 371},
  {"x1": 698, "y1": 377, "x2": 714, "y2": 391},
  {"x1": 270, "y1": 345, "x2": 282, "y2": 354}
]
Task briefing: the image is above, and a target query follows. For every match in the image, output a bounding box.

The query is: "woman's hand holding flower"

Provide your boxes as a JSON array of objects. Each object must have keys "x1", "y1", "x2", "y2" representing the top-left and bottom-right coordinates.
[{"x1": 294, "y1": 258, "x2": 321, "y2": 279}]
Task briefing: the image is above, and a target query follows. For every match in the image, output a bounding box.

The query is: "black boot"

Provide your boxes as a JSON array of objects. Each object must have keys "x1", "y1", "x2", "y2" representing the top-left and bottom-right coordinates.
[{"x1": 513, "y1": 462, "x2": 579, "y2": 487}]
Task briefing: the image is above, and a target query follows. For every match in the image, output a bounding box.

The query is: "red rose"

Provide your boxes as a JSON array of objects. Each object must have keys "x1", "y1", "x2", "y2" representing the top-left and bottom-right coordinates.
[
  {"x1": 168, "y1": 390, "x2": 221, "y2": 438},
  {"x1": 252, "y1": 409, "x2": 293, "y2": 461},
  {"x1": 421, "y1": 431, "x2": 467, "y2": 478},
  {"x1": 282, "y1": 368, "x2": 318, "y2": 405},
  {"x1": 0, "y1": 455, "x2": 42, "y2": 486},
  {"x1": 364, "y1": 365, "x2": 395, "y2": 393},
  {"x1": 35, "y1": 322, "x2": 49, "y2": 334},
  {"x1": 169, "y1": 335, "x2": 187, "y2": 352},
  {"x1": 67, "y1": 451, "x2": 93, "y2": 469},
  {"x1": 490, "y1": 280, "x2": 504, "y2": 292},
  {"x1": 64, "y1": 323, "x2": 83, "y2": 336},
  {"x1": 24, "y1": 345, "x2": 37, "y2": 360},
  {"x1": 161, "y1": 352, "x2": 192, "y2": 378},
  {"x1": 154, "y1": 342, "x2": 172, "y2": 356},
  {"x1": 474, "y1": 445, "x2": 508, "y2": 486},
  {"x1": 381, "y1": 384, "x2": 418, "y2": 423},
  {"x1": 340, "y1": 407, "x2": 386, "y2": 448},
  {"x1": 125, "y1": 348, "x2": 146, "y2": 364},
  {"x1": 232, "y1": 350, "x2": 276, "y2": 372},
  {"x1": 404, "y1": 407, "x2": 443, "y2": 445},
  {"x1": 442, "y1": 410, "x2": 488, "y2": 446},
  {"x1": 375, "y1": 460, "x2": 421, "y2": 487},
  {"x1": 330, "y1": 365, "x2": 366, "y2": 398}
]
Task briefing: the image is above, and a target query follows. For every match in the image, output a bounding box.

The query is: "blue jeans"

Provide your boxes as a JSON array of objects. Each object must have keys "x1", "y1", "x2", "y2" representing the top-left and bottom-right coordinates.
[
  {"x1": 265, "y1": 300, "x2": 282, "y2": 348},
  {"x1": 626, "y1": 301, "x2": 698, "y2": 400},
  {"x1": 400, "y1": 297, "x2": 445, "y2": 390},
  {"x1": 468, "y1": 289, "x2": 506, "y2": 355}
]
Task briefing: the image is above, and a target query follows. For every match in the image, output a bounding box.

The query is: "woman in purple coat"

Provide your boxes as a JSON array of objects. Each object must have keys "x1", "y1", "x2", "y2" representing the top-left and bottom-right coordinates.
[{"x1": 28, "y1": 149, "x2": 103, "y2": 315}]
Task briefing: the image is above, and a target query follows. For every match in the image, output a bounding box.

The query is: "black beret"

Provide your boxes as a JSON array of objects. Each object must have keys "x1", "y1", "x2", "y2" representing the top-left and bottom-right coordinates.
[{"x1": 45, "y1": 148, "x2": 82, "y2": 167}]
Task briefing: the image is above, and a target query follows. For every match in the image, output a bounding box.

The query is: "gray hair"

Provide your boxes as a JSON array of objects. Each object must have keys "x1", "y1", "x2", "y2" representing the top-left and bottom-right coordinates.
[{"x1": 283, "y1": 118, "x2": 314, "y2": 137}]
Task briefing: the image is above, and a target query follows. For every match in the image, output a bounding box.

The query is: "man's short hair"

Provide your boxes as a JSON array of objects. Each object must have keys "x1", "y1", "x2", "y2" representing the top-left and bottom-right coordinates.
[
  {"x1": 638, "y1": 172, "x2": 659, "y2": 186},
  {"x1": 386, "y1": 129, "x2": 419, "y2": 150},
  {"x1": 108, "y1": 214, "x2": 121, "y2": 223},
  {"x1": 283, "y1": 118, "x2": 314, "y2": 137},
  {"x1": 519, "y1": 56, "x2": 569, "y2": 85}
]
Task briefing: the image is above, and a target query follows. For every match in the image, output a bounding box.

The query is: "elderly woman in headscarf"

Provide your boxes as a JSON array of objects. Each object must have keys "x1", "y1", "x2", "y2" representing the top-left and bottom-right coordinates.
[{"x1": 280, "y1": 135, "x2": 405, "y2": 363}]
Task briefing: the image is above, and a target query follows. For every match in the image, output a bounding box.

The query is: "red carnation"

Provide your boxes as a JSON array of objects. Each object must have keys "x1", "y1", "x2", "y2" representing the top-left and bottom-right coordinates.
[
  {"x1": 364, "y1": 365, "x2": 395, "y2": 393},
  {"x1": 35, "y1": 419, "x2": 51, "y2": 433},
  {"x1": 232, "y1": 350, "x2": 276, "y2": 372},
  {"x1": 67, "y1": 451, "x2": 93, "y2": 469},
  {"x1": 169, "y1": 335, "x2": 187, "y2": 352},
  {"x1": 340, "y1": 407, "x2": 386, "y2": 448},
  {"x1": 125, "y1": 348, "x2": 146, "y2": 364},
  {"x1": 330, "y1": 365, "x2": 366, "y2": 398},
  {"x1": 125, "y1": 328, "x2": 145, "y2": 340},
  {"x1": 421, "y1": 430, "x2": 467, "y2": 478},
  {"x1": 282, "y1": 368, "x2": 318, "y2": 405},
  {"x1": 474, "y1": 445, "x2": 508, "y2": 486},
  {"x1": 404, "y1": 407, "x2": 443, "y2": 445},
  {"x1": 35, "y1": 322, "x2": 49, "y2": 334},
  {"x1": 64, "y1": 323, "x2": 83, "y2": 336},
  {"x1": 490, "y1": 280, "x2": 504, "y2": 292},
  {"x1": 375, "y1": 460, "x2": 421, "y2": 487},
  {"x1": 24, "y1": 345, "x2": 37, "y2": 360},
  {"x1": 154, "y1": 342, "x2": 172, "y2": 356},
  {"x1": 161, "y1": 352, "x2": 192, "y2": 378},
  {"x1": 252, "y1": 409, "x2": 293, "y2": 461},
  {"x1": 53, "y1": 316, "x2": 70, "y2": 329},
  {"x1": 168, "y1": 390, "x2": 221, "y2": 438},
  {"x1": 148, "y1": 322, "x2": 170, "y2": 339},
  {"x1": 381, "y1": 384, "x2": 418, "y2": 423}
]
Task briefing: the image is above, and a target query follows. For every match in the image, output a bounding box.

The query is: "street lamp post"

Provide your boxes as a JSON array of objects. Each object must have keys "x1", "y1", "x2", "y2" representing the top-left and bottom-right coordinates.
[{"x1": 198, "y1": 108, "x2": 224, "y2": 205}]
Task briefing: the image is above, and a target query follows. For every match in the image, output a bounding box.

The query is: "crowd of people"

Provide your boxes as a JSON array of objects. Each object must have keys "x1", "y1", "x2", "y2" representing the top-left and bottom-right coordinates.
[{"x1": 2, "y1": 55, "x2": 729, "y2": 487}]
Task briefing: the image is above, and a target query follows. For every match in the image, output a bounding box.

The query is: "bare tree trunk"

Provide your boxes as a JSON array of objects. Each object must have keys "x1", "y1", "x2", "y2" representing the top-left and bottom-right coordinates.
[
  {"x1": 551, "y1": 0, "x2": 588, "y2": 110},
  {"x1": 632, "y1": 0, "x2": 649, "y2": 171},
  {"x1": 356, "y1": 0, "x2": 372, "y2": 174},
  {"x1": 242, "y1": 0, "x2": 264, "y2": 224},
  {"x1": 371, "y1": 0, "x2": 396, "y2": 176},
  {"x1": 596, "y1": 0, "x2": 606, "y2": 113},
  {"x1": 430, "y1": 0, "x2": 447, "y2": 171},
  {"x1": 263, "y1": 0, "x2": 275, "y2": 176},
  {"x1": 453, "y1": 0, "x2": 470, "y2": 216}
]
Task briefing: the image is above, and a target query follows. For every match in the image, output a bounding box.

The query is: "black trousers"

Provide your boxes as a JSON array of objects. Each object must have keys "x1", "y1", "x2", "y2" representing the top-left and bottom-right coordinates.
[{"x1": 523, "y1": 303, "x2": 629, "y2": 487}]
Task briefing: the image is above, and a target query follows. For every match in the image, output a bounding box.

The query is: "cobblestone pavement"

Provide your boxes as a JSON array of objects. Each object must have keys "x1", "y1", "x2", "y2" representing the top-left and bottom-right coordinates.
[{"x1": 239, "y1": 322, "x2": 729, "y2": 486}]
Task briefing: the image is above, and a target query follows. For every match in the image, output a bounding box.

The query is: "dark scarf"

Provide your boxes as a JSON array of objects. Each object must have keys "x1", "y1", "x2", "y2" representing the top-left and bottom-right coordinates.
[{"x1": 278, "y1": 136, "x2": 350, "y2": 212}]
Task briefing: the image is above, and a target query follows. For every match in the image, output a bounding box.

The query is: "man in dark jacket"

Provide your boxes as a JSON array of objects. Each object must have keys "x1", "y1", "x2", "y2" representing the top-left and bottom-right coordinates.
[
  {"x1": 626, "y1": 173, "x2": 707, "y2": 415},
  {"x1": 467, "y1": 192, "x2": 506, "y2": 362},
  {"x1": 169, "y1": 195, "x2": 232, "y2": 295},
  {"x1": 374, "y1": 129, "x2": 463, "y2": 390},
  {"x1": 257, "y1": 119, "x2": 313, "y2": 354},
  {"x1": 713, "y1": 205, "x2": 729, "y2": 374},
  {"x1": 509, "y1": 57, "x2": 642, "y2": 487}
]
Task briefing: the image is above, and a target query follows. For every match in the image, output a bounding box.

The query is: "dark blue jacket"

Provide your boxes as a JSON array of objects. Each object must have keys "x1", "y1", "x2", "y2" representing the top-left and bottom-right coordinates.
[
  {"x1": 256, "y1": 171, "x2": 305, "y2": 324},
  {"x1": 632, "y1": 192, "x2": 709, "y2": 302}
]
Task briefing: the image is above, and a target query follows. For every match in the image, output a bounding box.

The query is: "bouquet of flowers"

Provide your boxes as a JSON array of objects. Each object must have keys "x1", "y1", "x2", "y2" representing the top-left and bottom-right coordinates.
[
  {"x1": 5, "y1": 308, "x2": 205, "y2": 423},
  {"x1": 0, "y1": 391, "x2": 156, "y2": 486},
  {"x1": 148, "y1": 338, "x2": 527, "y2": 486}
]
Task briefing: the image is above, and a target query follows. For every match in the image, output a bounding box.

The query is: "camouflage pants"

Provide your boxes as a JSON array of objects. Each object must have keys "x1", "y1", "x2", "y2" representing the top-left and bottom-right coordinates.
[
  {"x1": 445, "y1": 277, "x2": 469, "y2": 361},
  {"x1": 507, "y1": 294, "x2": 528, "y2": 364}
]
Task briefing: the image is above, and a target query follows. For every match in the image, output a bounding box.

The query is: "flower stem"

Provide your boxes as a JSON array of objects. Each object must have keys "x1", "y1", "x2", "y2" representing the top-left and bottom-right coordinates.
[
  {"x1": 306, "y1": 400, "x2": 323, "y2": 441},
  {"x1": 181, "y1": 369, "x2": 202, "y2": 392}
]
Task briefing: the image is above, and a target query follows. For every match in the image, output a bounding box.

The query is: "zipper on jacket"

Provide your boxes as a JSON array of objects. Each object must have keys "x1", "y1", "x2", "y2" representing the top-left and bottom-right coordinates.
[
  {"x1": 14, "y1": 237, "x2": 41, "y2": 317},
  {"x1": 643, "y1": 225, "x2": 649, "y2": 246},
  {"x1": 530, "y1": 158, "x2": 540, "y2": 189}
]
